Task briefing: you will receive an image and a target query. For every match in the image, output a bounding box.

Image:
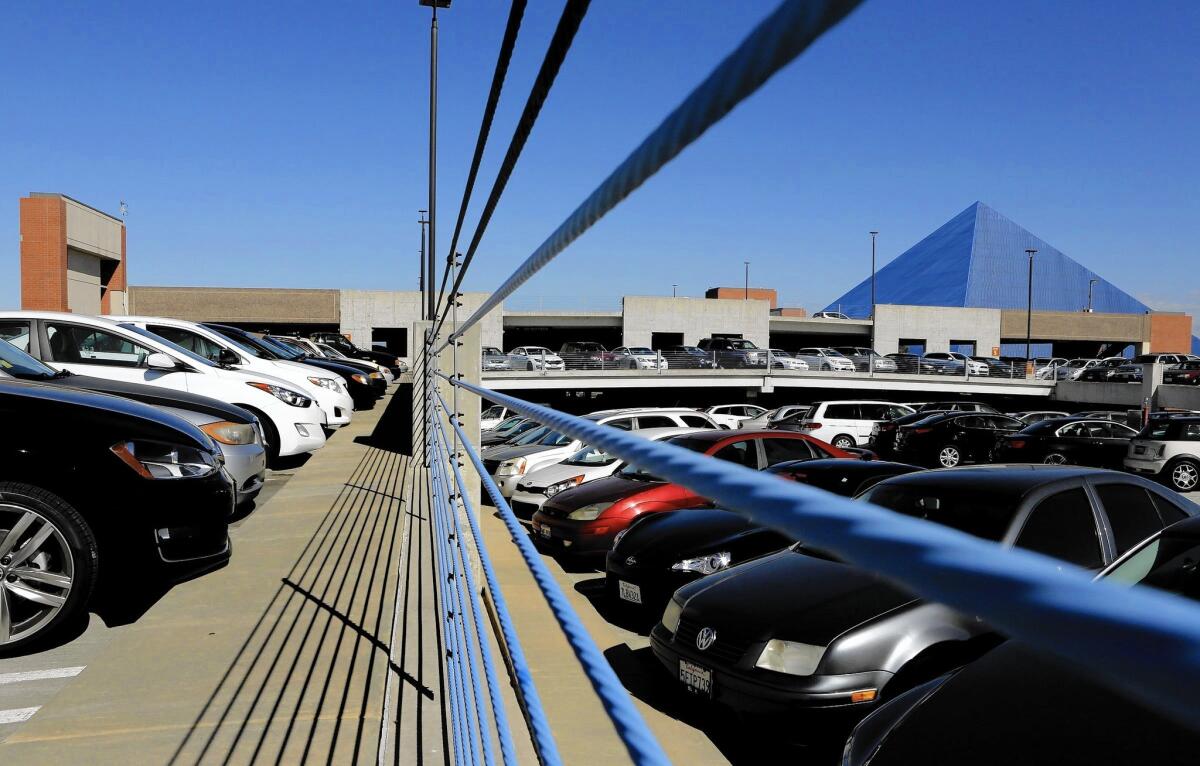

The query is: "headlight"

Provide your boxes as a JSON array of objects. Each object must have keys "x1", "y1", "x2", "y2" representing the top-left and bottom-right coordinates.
[
  {"x1": 111, "y1": 440, "x2": 219, "y2": 479},
  {"x1": 369, "y1": 372, "x2": 383, "y2": 380},
  {"x1": 247, "y1": 381, "x2": 312, "y2": 408},
  {"x1": 670, "y1": 551, "x2": 732, "y2": 575},
  {"x1": 307, "y1": 376, "x2": 342, "y2": 392},
  {"x1": 755, "y1": 639, "x2": 825, "y2": 676},
  {"x1": 544, "y1": 475, "x2": 585, "y2": 497},
  {"x1": 661, "y1": 598, "x2": 683, "y2": 634},
  {"x1": 567, "y1": 501, "x2": 613, "y2": 520},
  {"x1": 350, "y1": 373, "x2": 368, "y2": 385},
  {"x1": 496, "y1": 458, "x2": 528, "y2": 477},
  {"x1": 200, "y1": 420, "x2": 258, "y2": 445}
]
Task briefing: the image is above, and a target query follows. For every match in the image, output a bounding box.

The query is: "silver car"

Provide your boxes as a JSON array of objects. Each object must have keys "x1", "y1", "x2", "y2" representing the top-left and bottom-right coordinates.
[{"x1": 482, "y1": 346, "x2": 513, "y2": 371}]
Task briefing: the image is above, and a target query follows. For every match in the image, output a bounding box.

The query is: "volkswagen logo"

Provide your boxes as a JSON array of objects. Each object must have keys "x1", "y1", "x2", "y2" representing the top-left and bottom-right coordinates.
[
  {"x1": 625, "y1": 556, "x2": 637, "y2": 567},
  {"x1": 695, "y1": 627, "x2": 717, "y2": 651}
]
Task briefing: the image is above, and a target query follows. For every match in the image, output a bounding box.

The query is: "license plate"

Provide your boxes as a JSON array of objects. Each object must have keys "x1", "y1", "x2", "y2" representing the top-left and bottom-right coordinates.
[
  {"x1": 618, "y1": 580, "x2": 642, "y2": 604},
  {"x1": 679, "y1": 659, "x2": 712, "y2": 696},
  {"x1": 539, "y1": 524, "x2": 552, "y2": 539}
]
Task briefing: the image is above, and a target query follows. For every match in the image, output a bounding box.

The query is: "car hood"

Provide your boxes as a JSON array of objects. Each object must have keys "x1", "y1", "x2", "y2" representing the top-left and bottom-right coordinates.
[
  {"x1": 622, "y1": 509, "x2": 786, "y2": 565},
  {"x1": 520, "y1": 461, "x2": 617, "y2": 488},
  {"x1": 485, "y1": 443, "x2": 565, "y2": 461},
  {"x1": 44, "y1": 374, "x2": 255, "y2": 424},
  {"x1": 540, "y1": 474, "x2": 665, "y2": 515},
  {"x1": 676, "y1": 549, "x2": 915, "y2": 646}
]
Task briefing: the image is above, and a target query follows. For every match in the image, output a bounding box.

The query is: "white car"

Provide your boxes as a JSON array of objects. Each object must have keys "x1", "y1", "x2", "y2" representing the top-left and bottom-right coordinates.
[
  {"x1": 612, "y1": 346, "x2": 668, "y2": 370},
  {"x1": 705, "y1": 404, "x2": 768, "y2": 429},
  {"x1": 795, "y1": 348, "x2": 857, "y2": 372},
  {"x1": 1125, "y1": 416, "x2": 1200, "y2": 492},
  {"x1": 0, "y1": 311, "x2": 327, "y2": 462},
  {"x1": 1056, "y1": 358, "x2": 1102, "y2": 380},
  {"x1": 796, "y1": 400, "x2": 914, "y2": 449},
  {"x1": 742, "y1": 404, "x2": 811, "y2": 428},
  {"x1": 481, "y1": 404, "x2": 517, "y2": 430},
  {"x1": 117, "y1": 316, "x2": 355, "y2": 428},
  {"x1": 1034, "y1": 357, "x2": 1071, "y2": 379},
  {"x1": 767, "y1": 350, "x2": 810, "y2": 370},
  {"x1": 508, "y1": 346, "x2": 566, "y2": 371},
  {"x1": 509, "y1": 426, "x2": 706, "y2": 516},
  {"x1": 315, "y1": 341, "x2": 395, "y2": 383},
  {"x1": 924, "y1": 351, "x2": 989, "y2": 376},
  {"x1": 812, "y1": 311, "x2": 851, "y2": 320}
]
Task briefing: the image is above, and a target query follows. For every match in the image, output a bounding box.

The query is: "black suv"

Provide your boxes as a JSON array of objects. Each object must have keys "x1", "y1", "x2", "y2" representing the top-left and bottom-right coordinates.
[{"x1": 696, "y1": 337, "x2": 766, "y2": 368}]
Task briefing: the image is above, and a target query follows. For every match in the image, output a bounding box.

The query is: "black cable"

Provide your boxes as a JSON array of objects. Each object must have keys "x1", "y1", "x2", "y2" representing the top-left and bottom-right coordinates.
[
  {"x1": 433, "y1": 0, "x2": 527, "y2": 321},
  {"x1": 432, "y1": 0, "x2": 591, "y2": 338}
]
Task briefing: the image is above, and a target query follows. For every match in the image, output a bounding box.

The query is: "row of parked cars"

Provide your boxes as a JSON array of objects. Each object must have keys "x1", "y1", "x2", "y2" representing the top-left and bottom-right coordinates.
[
  {"x1": 475, "y1": 401, "x2": 1200, "y2": 760},
  {"x1": 0, "y1": 310, "x2": 404, "y2": 652}
]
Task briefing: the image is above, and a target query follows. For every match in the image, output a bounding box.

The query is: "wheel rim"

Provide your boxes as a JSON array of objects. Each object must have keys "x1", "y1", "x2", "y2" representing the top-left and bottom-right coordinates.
[
  {"x1": 938, "y1": 447, "x2": 961, "y2": 467},
  {"x1": 1044, "y1": 453, "x2": 1068, "y2": 465},
  {"x1": 0, "y1": 503, "x2": 75, "y2": 646},
  {"x1": 1173, "y1": 463, "x2": 1199, "y2": 491},
  {"x1": 835, "y1": 437, "x2": 854, "y2": 448}
]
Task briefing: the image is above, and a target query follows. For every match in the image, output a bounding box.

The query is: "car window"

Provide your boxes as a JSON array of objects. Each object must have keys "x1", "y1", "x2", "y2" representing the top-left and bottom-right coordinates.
[
  {"x1": 762, "y1": 437, "x2": 817, "y2": 466},
  {"x1": 149, "y1": 325, "x2": 227, "y2": 362},
  {"x1": 859, "y1": 403, "x2": 891, "y2": 420},
  {"x1": 0, "y1": 321, "x2": 32, "y2": 353},
  {"x1": 1058, "y1": 422, "x2": 1086, "y2": 437},
  {"x1": 1110, "y1": 423, "x2": 1138, "y2": 438},
  {"x1": 724, "y1": 406, "x2": 746, "y2": 417},
  {"x1": 636, "y1": 415, "x2": 676, "y2": 429},
  {"x1": 1184, "y1": 424, "x2": 1200, "y2": 441},
  {"x1": 823, "y1": 403, "x2": 860, "y2": 419},
  {"x1": 711, "y1": 440, "x2": 758, "y2": 469},
  {"x1": 605, "y1": 418, "x2": 633, "y2": 431},
  {"x1": 680, "y1": 414, "x2": 713, "y2": 428},
  {"x1": 957, "y1": 415, "x2": 986, "y2": 428},
  {"x1": 1096, "y1": 484, "x2": 1170, "y2": 555},
  {"x1": 45, "y1": 323, "x2": 151, "y2": 368},
  {"x1": 886, "y1": 406, "x2": 911, "y2": 419},
  {"x1": 746, "y1": 405, "x2": 766, "y2": 416},
  {"x1": 482, "y1": 405, "x2": 504, "y2": 419},
  {"x1": 1016, "y1": 489, "x2": 1103, "y2": 569}
]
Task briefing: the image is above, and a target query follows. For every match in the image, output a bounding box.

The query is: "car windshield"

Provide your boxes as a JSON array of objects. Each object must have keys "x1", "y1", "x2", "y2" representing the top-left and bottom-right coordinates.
[
  {"x1": 119, "y1": 324, "x2": 217, "y2": 368},
  {"x1": 563, "y1": 445, "x2": 618, "y2": 467},
  {"x1": 1067, "y1": 359, "x2": 1090, "y2": 368},
  {"x1": 492, "y1": 416, "x2": 525, "y2": 432},
  {"x1": 0, "y1": 338, "x2": 61, "y2": 378},
  {"x1": 536, "y1": 430, "x2": 573, "y2": 447},
  {"x1": 770, "y1": 349, "x2": 791, "y2": 357},
  {"x1": 859, "y1": 483, "x2": 1018, "y2": 541},
  {"x1": 201, "y1": 326, "x2": 281, "y2": 360},
  {"x1": 727, "y1": 339, "x2": 757, "y2": 350},
  {"x1": 258, "y1": 335, "x2": 306, "y2": 360},
  {"x1": 628, "y1": 347, "x2": 653, "y2": 355},
  {"x1": 483, "y1": 347, "x2": 503, "y2": 356},
  {"x1": 513, "y1": 426, "x2": 550, "y2": 445},
  {"x1": 1131, "y1": 355, "x2": 1159, "y2": 364}
]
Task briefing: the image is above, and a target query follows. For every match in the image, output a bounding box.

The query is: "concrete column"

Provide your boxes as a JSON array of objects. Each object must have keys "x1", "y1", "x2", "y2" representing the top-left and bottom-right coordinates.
[{"x1": 1141, "y1": 362, "x2": 1164, "y2": 414}]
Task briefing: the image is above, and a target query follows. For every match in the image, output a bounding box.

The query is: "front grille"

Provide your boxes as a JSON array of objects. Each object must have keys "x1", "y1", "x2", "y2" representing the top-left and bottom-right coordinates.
[
  {"x1": 483, "y1": 459, "x2": 501, "y2": 475},
  {"x1": 675, "y1": 617, "x2": 753, "y2": 666}
]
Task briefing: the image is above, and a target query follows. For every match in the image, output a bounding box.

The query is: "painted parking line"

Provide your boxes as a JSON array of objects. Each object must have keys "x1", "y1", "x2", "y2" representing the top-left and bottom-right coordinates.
[
  {"x1": 0, "y1": 667, "x2": 86, "y2": 686},
  {"x1": 0, "y1": 707, "x2": 40, "y2": 725}
]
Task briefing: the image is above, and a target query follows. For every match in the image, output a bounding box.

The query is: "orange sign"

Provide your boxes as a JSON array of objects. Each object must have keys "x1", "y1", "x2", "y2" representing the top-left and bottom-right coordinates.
[{"x1": 992, "y1": 346, "x2": 1000, "y2": 357}]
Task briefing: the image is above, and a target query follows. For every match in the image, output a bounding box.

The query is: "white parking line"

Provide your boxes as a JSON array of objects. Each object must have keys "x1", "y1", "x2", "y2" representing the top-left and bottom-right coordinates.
[
  {"x1": 0, "y1": 707, "x2": 40, "y2": 725},
  {"x1": 0, "y1": 666, "x2": 86, "y2": 685}
]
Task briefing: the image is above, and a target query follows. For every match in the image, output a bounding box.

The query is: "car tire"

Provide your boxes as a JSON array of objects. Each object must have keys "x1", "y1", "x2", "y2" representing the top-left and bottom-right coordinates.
[
  {"x1": 1043, "y1": 452, "x2": 1070, "y2": 465},
  {"x1": 0, "y1": 483, "x2": 97, "y2": 654},
  {"x1": 526, "y1": 362, "x2": 535, "y2": 371},
  {"x1": 832, "y1": 435, "x2": 856, "y2": 450},
  {"x1": 1166, "y1": 458, "x2": 1200, "y2": 493},
  {"x1": 937, "y1": 445, "x2": 962, "y2": 468}
]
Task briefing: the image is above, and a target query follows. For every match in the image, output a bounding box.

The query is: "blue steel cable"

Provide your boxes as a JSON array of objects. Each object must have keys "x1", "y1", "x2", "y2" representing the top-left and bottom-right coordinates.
[
  {"x1": 440, "y1": 0, "x2": 863, "y2": 350},
  {"x1": 431, "y1": 409, "x2": 522, "y2": 766},
  {"x1": 444, "y1": 374, "x2": 1200, "y2": 733},
  {"x1": 431, "y1": 418, "x2": 498, "y2": 766},
  {"x1": 434, "y1": 389, "x2": 672, "y2": 766}
]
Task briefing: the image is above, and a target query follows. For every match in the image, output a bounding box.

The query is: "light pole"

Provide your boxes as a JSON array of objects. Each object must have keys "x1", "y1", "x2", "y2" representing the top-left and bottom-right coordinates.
[
  {"x1": 672, "y1": 284, "x2": 678, "y2": 298},
  {"x1": 1087, "y1": 278, "x2": 1099, "y2": 312},
  {"x1": 744, "y1": 261, "x2": 750, "y2": 299},
  {"x1": 1025, "y1": 248, "x2": 1038, "y2": 362},
  {"x1": 869, "y1": 230, "x2": 878, "y2": 319},
  {"x1": 418, "y1": 210, "x2": 428, "y2": 319},
  {"x1": 420, "y1": 0, "x2": 451, "y2": 325}
]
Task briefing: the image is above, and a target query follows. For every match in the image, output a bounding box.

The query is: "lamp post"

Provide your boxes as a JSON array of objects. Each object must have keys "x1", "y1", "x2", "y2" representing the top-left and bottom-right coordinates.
[
  {"x1": 672, "y1": 284, "x2": 678, "y2": 298},
  {"x1": 1025, "y1": 248, "x2": 1038, "y2": 362},
  {"x1": 1087, "y1": 278, "x2": 1099, "y2": 312},
  {"x1": 869, "y1": 231, "x2": 878, "y2": 319},
  {"x1": 418, "y1": 210, "x2": 428, "y2": 319},
  {"x1": 420, "y1": 0, "x2": 451, "y2": 324},
  {"x1": 744, "y1": 261, "x2": 750, "y2": 300}
]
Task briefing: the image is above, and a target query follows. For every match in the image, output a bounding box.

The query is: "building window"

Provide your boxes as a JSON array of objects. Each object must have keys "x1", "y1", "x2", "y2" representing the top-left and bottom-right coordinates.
[
  {"x1": 371, "y1": 327, "x2": 407, "y2": 356},
  {"x1": 899, "y1": 338, "x2": 927, "y2": 355},
  {"x1": 950, "y1": 340, "x2": 976, "y2": 356},
  {"x1": 650, "y1": 332, "x2": 683, "y2": 349}
]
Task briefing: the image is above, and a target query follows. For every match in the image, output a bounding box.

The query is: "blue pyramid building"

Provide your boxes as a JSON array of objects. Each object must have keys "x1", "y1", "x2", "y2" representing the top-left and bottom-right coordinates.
[{"x1": 823, "y1": 202, "x2": 1200, "y2": 355}]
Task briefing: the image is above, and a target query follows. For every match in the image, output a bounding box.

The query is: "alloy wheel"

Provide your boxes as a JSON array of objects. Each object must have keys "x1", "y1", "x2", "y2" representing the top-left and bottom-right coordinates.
[
  {"x1": 938, "y1": 446, "x2": 962, "y2": 468},
  {"x1": 1172, "y1": 462, "x2": 1199, "y2": 492},
  {"x1": 1043, "y1": 453, "x2": 1069, "y2": 465},
  {"x1": 0, "y1": 504, "x2": 75, "y2": 646},
  {"x1": 833, "y1": 436, "x2": 855, "y2": 449}
]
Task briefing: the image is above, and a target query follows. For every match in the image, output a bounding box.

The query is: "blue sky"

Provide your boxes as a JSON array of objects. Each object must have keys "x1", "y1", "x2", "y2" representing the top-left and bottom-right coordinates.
[{"x1": 3, "y1": 1, "x2": 1198, "y2": 315}]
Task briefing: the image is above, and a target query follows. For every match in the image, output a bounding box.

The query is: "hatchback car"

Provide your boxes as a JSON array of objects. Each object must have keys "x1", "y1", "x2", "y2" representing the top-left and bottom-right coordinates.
[
  {"x1": 650, "y1": 467, "x2": 1196, "y2": 725},
  {"x1": 894, "y1": 412, "x2": 1024, "y2": 468},
  {"x1": 1125, "y1": 416, "x2": 1200, "y2": 492},
  {"x1": 998, "y1": 417, "x2": 1139, "y2": 468}
]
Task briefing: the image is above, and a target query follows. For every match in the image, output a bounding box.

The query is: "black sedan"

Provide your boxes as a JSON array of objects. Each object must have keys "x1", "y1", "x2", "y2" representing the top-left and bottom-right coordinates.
[
  {"x1": 1164, "y1": 360, "x2": 1200, "y2": 385},
  {"x1": 606, "y1": 460, "x2": 920, "y2": 616},
  {"x1": 660, "y1": 345, "x2": 719, "y2": 369},
  {"x1": 309, "y1": 332, "x2": 403, "y2": 377},
  {"x1": 0, "y1": 378, "x2": 234, "y2": 651},
  {"x1": 869, "y1": 411, "x2": 947, "y2": 458},
  {"x1": 1077, "y1": 357, "x2": 1128, "y2": 381},
  {"x1": 649, "y1": 467, "x2": 1196, "y2": 730},
  {"x1": 845, "y1": 516, "x2": 1200, "y2": 766},
  {"x1": 893, "y1": 412, "x2": 1024, "y2": 467},
  {"x1": 998, "y1": 417, "x2": 1139, "y2": 467}
]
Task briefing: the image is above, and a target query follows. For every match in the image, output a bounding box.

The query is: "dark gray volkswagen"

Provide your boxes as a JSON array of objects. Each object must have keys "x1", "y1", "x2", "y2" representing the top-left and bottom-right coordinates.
[{"x1": 649, "y1": 466, "x2": 1198, "y2": 726}]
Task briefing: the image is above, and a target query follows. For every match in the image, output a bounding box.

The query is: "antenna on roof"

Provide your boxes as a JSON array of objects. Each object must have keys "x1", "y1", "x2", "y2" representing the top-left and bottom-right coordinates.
[{"x1": 119, "y1": 200, "x2": 128, "y2": 221}]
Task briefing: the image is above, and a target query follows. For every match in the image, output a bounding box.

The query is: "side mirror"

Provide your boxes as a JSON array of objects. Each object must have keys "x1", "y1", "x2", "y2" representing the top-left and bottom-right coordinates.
[
  {"x1": 218, "y1": 348, "x2": 241, "y2": 367},
  {"x1": 145, "y1": 352, "x2": 179, "y2": 371}
]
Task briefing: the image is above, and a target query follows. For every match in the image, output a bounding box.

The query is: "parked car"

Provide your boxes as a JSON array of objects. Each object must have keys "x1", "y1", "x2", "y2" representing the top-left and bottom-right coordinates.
[
  {"x1": 313, "y1": 341, "x2": 395, "y2": 382},
  {"x1": 0, "y1": 377, "x2": 235, "y2": 650},
  {"x1": 612, "y1": 346, "x2": 668, "y2": 370},
  {"x1": 1008, "y1": 410, "x2": 1070, "y2": 424},
  {"x1": 481, "y1": 417, "x2": 540, "y2": 447},
  {"x1": 0, "y1": 312, "x2": 326, "y2": 465},
  {"x1": 0, "y1": 338, "x2": 266, "y2": 507},
  {"x1": 480, "y1": 404, "x2": 516, "y2": 430},
  {"x1": 696, "y1": 337, "x2": 767, "y2": 369},
  {"x1": 794, "y1": 348, "x2": 856, "y2": 372},
  {"x1": 886, "y1": 353, "x2": 957, "y2": 375},
  {"x1": 1125, "y1": 415, "x2": 1200, "y2": 492},
  {"x1": 924, "y1": 352, "x2": 987, "y2": 376},
  {"x1": 1076, "y1": 356, "x2": 1130, "y2": 382},
  {"x1": 705, "y1": 404, "x2": 768, "y2": 429},
  {"x1": 659, "y1": 345, "x2": 719, "y2": 370},
  {"x1": 509, "y1": 427, "x2": 705, "y2": 517},
  {"x1": 557, "y1": 341, "x2": 620, "y2": 370},
  {"x1": 969, "y1": 356, "x2": 1019, "y2": 377},
  {"x1": 917, "y1": 400, "x2": 999, "y2": 414},
  {"x1": 765, "y1": 349, "x2": 809, "y2": 371},
  {"x1": 1076, "y1": 409, "x2": 1132, "y2": 423},
  {"x1": 118, "y1": 316, "x2": 355, "y2": 429},
  {"x1": 831, "y1": 347, "x2": 897, "y2": 373},
  {"x1": 1164, "y1": 360, "x2": 1200, "y2": 385},
  {"x1": 812, "y1": 311, "x2": 850, "y2": 320},
  {"x1": 1111, "y1": 353, "x2": 1192, "y2": 383},
  {"x1": 482, "y1": 346, "x2": 513, "y2": 372},
  {"x1": 845, "y1": 516, "x2": 1200, "y2": 766},
  {"x1": 650, "y1": 467, "x2": 1196, "y2": 724},
  {"x1": 793, "y1": 400, "x2": 914, "y2": 449},
  {"x1": 894, "y1": 412, "x2": 1024, "y2": 467},
  {"x1": 998, "y1": 417, "x2": 1139, "y2": 467},
  {"x1": 531, "y1": 431, "x2": 852, "y2": 556},
  {"x1": 1032, "y1": 357, "x2": 1070, "y2": 380},
  {"x1": 507, "y1": 346, "x2": 566, "y2": 371},
  {"x1": 742, "y1": 404, "x2": 810, "y2": 429},
  {"x1": 257, "y1": 333, "x2": 384, "y2": 405},
  {"x1": 1052, "y1": 358, "x2": 1103, "y2": 380},
  {"x1": 869, "y1": 411, "x2": 950, "y2": 458},
  {"x1": 309, "y1": 331, "x2": 404, "y2": 377}
]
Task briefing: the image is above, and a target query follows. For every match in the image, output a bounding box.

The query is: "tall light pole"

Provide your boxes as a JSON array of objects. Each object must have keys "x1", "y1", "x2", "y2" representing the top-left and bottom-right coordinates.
[
  {"x1": 672, "y1": 284, "x2": 678, "y2": 298},
  {"x1": 1087, "y1": 278, "x2": 1099, "y2": 312},
  {"x1": 869, "y1": 231, "x2": 878, "y2": 318},
  {"x1": 421, "y1": 0, "x2": 450, "y2": 325},
  {"x1": 1025, "y1": 248, "x2": 1038, "y2": 361},
  {"x1": 744, "y1": 261, "x2": 750, "y2": 299},
  {"x1": 418, "y1": 210, "x2": 428, "y2": 319}
]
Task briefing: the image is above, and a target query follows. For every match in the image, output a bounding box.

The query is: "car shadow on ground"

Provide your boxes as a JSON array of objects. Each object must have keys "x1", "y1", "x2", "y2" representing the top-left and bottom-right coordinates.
[
  {"x1": 0, "y1": 610, "x2": 92, "y2": 658},
  {"x1": 572, "y1": 576, "x2": 655, "y2": 635},
  {"x1": 603, "y1": 643, "x2": 841, "y2": 765},
  {"x1": 270, "y1": 452, "x2": 312, "y2": 471}
]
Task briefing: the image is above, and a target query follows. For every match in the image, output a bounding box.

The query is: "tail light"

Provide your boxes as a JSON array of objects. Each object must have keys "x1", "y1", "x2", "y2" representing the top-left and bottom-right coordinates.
[
  {"x1": 913, "y1": 427, "x2": 933, "y2": 434},
  {"x1": 1009, "y1": 439, "x2": 1026, "y2": 449},
  {"x1": 880, "y1": 423, "x2": 896, "y2": 432},
  {"x1": 801, "y1": 422, "x2": 821, "y2": 430}
]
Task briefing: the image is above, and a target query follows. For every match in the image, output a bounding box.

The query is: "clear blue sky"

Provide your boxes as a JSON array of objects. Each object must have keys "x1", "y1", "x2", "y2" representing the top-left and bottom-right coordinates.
[{"x1": 3, "y1": 1, "x2": 1197, "y2": 315}]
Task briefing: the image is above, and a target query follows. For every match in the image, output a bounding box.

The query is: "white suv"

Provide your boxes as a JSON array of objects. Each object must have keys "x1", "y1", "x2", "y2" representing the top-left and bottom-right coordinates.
[
  {"x1": 796, "y1": 400, "x2": 914, "y2": 449},
  {"x1": 1125, "y1": 416, "x2": 1200, "y2": 492},
  {"x1": 0, "y1": 311, "x2": 327, "y2": 462},
  {"x1": 795, "y1": 348, "x2": 856, "y2": 372}
]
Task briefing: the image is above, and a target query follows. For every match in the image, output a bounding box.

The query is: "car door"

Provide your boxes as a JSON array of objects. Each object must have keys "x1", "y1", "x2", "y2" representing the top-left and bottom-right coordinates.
[
  {"x1": 1095, "y1": 422, "x2": 1139, "y2": 468},
  {"x1": 857, "y1": 403, "x2": 891, "y2": 441},
  {"x1": 954, "y1": 415, "x2": 990, "y2": 459},
  {"x1": 1092, "y1": 482, "x2": 1188, "y2": 559},
  {"x1": 1013, "y1": 487, "x2": 1106, "y2": 570},
  {"x1": 41, "y1": 320, "x2": 190, "y2": 392}
]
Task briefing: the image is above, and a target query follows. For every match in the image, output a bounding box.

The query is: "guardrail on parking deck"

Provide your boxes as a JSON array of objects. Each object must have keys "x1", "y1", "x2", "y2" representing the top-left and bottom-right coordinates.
[{"x1": 415, "y1": 0, "x2": 1200, "y2": 761}]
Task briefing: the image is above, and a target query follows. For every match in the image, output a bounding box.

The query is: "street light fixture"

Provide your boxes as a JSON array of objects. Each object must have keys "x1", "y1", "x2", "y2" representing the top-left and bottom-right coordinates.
[
  {"x1": 869, "y1": 231, "x2": 878, "y2": 319},
  {"x1": 672, "y1": 284, "x2": 678, "y2": 298},
  {"x1": 420, "y1": 0, "x2": 450, "y2": 324},
  {"x1": 1087, "y1": 278, "x2": 1099, "y2": 313},
  {"x1": 418, "y1": 210, "x2": 429, "y2": 318},
  {"x1": 1025, "y1": 248, "x2": 1038, "y2": 362},
  {"x1": 744, "y1": 261, "x2": 750, "y2": 300}
]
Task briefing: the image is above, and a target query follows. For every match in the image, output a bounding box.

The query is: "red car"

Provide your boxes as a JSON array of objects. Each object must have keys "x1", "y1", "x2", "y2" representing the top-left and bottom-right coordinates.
[{"x1": 530, "y1": 431, "x2": 852, "y2": 556}]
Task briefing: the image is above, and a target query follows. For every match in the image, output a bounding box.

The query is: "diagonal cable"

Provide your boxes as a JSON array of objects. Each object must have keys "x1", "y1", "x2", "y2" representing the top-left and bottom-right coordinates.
[
  {"x1": 432, "y1": 0, "x2": 591, "y2": 339},
  {"x1": 433, "y1": 0, "x2": 528, "y2": 321}
]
